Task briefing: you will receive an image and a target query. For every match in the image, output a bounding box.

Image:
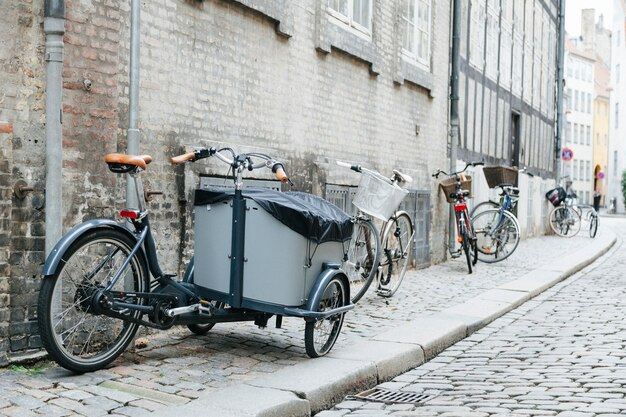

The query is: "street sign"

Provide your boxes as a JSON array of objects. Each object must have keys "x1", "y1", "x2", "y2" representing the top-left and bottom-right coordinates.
[{"x1": 561, "y1": 148, "x2": 574, "y2": 162}]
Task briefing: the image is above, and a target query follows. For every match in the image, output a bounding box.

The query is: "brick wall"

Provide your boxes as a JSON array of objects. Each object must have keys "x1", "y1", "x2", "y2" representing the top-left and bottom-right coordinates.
[{"x1": 0, "y1": 0, "x2": 452, "y2": 359}]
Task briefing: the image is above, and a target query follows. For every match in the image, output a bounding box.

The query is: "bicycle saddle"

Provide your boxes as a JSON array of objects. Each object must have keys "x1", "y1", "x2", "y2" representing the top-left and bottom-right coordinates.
[
  {"x1": 105, "y1": 153, "x2": 153, "y2": 173},
  {"x1": 392, "y1": 169, "x2": 413, "y2": 184}
]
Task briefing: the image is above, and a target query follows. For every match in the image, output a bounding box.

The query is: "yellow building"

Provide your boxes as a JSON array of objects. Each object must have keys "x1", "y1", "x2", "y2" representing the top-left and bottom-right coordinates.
[{"x1": 593, "y1": 60, "x2": 610, "y2": 206}]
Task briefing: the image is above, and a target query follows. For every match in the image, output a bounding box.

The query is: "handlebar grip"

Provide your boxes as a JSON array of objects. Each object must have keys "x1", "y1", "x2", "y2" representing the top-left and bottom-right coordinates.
[
  {"x1": 273, "y1": 165, "x2": 289, "y2": 183},
  {"x1": 170, "y1": 152, "x2": 197, "y2": 165},
  {"x1": 473, "y1": 162, "x2": 485, "y2": 167}
]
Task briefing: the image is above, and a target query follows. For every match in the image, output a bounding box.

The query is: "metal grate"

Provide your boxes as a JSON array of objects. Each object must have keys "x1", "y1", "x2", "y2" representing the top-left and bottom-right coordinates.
[{"x1": 350, "y1": 388, "x2": 433, "y2": 405}]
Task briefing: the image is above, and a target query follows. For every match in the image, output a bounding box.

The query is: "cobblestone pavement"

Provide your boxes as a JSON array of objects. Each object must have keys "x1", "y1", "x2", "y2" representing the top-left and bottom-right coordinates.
[
  {"x1": 320, "y1": 216, "x2": 625, "y2": 417},
  {"x1": 0, "y1": 221, "x2": 606, "y2": 416}
]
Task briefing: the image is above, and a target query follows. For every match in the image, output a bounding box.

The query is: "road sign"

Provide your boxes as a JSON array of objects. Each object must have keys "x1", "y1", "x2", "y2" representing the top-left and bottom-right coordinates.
[{"x1": 561, "y1": 148, "x2": 574, "y2": 162}]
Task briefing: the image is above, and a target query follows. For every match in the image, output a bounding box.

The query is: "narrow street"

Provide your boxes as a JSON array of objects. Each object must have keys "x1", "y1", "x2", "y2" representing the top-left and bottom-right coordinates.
[{"x1": 321, "y1": 216, "x2": 626, "y2": 417}]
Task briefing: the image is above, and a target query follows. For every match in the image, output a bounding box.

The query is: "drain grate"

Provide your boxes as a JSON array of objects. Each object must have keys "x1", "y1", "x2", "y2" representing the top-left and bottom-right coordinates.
[{"x1": 349, "y1": 388, "x2": 433, "y2": 405}]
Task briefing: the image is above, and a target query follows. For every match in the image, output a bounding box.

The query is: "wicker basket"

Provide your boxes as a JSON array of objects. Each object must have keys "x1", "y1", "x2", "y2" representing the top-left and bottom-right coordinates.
[
  {"x1": 482, "y1": 166, "x2": 518, "y2": 188},
  {"x1": 439, "y1": 175, "x2": 472, "y2": 203},
  {"x1": 352, "y1": 170, "x2": 408, "y2": 221}
]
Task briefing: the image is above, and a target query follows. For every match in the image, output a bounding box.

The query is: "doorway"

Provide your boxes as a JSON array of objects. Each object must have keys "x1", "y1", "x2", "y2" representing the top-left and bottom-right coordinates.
[{"x1": 510, "y1": 112, "x2": 521, "y2": 167}]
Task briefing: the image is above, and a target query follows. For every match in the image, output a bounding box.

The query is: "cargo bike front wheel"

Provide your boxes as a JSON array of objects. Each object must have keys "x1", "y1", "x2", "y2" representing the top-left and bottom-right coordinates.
[{"x1": 304, "y1": 276, "x2": 348, "y2": 357}]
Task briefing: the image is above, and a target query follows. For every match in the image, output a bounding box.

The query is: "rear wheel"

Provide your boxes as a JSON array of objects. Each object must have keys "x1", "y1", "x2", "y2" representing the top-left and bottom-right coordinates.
[
  {"x1": 38, "y1": 228, "x2": 148, "y2": 373},
  {"x1": 461, "y1": 230, "x2": 473, "y2": 274},
  {"x1": 549, "y1": 206, "x2": 581, "y2": 237},
  {"x1": 472, "y1": 209, "x2": 521, "y2": 263},
  {"x1": 343, "y1": 218, "x2": 380, "y2": 303},
  {"x1": 304, "y1": 277, "x2": 347, "y2": 358},
  {"x1": 377, "y1": 212, "x2": 414, "y2": 297},
  {"x1": 469, "y1": 200, "x2": 500, "y2": 218}
]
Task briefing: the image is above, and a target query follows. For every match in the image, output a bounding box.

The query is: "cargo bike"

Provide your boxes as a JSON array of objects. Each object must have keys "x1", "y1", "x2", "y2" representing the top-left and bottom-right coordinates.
[{"x1": 37, "y1": 146, "x2": 355, "y2": 373}]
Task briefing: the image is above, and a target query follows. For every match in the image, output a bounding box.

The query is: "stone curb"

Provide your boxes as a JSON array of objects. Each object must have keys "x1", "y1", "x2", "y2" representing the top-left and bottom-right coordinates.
[{"x1": 147, "y1": 231, "x2": 616, "y2": 417}]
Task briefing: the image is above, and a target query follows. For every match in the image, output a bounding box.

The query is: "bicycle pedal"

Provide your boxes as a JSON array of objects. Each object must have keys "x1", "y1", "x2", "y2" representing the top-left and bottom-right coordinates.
[
  {"x1": 198, "y1": 300, "x2": 215, "y2": 315},
  {"x1": 450, "y1": 250, "x2": 462, "y2": 259}
]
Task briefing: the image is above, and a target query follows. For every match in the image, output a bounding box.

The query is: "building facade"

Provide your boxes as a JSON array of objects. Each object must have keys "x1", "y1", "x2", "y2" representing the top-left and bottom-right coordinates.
[
  {"x1": 563, "y1": 41, "x2": 595, "y2": 205},
  {"x1": 456, "y1": 0, "x2": 561, "y2": 237},
  {"x1": 607, "y1": 0, "x2": 626, "y2": 213},
  {"x1": 0, "y1": 0, "x2": 565, "y2": 362},
  {"x1": 0, "y1": 0, "x2": 454, "y2": 362}
]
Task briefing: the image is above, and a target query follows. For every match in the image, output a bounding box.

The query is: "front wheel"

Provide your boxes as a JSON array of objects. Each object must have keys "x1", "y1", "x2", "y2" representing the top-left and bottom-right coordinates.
[
  {"x1": 377, "y1": 211, "x2": 414, "y2": 297},
  {"x1": 304, "y1": 276, "x2": 347, "y2": 358},
  {"x1": 472, "y1": 209, "x2": 521, "y2": 263},
  {"x1": 549, "y1": 206, "x2": 581, "y2": 237},
  {"x1": 342, "y1": 218, "x2": 380, "y2": 303},
  {"x1": 38, "y1": 228, "x2": 149, "y2": 373}
]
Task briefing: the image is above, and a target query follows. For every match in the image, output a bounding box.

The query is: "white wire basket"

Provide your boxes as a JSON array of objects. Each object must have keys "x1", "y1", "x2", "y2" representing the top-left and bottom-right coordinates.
[{"x1": 352, "y1": 170, "x2": 408, "y2": 221}]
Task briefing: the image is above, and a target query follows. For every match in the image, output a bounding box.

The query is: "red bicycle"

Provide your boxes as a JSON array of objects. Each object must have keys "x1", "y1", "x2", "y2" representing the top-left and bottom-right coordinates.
[{"x1": 432, "y1": 162, "x2": 484, "y2": 273}]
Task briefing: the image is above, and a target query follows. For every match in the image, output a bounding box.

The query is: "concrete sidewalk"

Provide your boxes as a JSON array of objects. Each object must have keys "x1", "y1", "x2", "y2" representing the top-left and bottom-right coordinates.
[{"x1": 146, "y1": 228, "x2": 616, "y2": 417}]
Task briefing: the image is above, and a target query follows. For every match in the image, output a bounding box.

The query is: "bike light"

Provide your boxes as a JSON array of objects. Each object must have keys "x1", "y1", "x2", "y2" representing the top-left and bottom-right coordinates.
[
  {"x1": 457, "y1": 236, "x2": 462, "y2": 243},
  {"x1": 119, "y1": 209, "x2": 140, "y2": 219}
]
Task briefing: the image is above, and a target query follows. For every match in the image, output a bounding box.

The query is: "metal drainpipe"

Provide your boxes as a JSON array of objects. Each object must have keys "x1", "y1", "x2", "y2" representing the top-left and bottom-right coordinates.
[
  {"x1": 126, "y1": 0, "x2": 141, "y2": 208},
  {"x1": 448, "y1": 0, "x2": 461, "y2": 254},
  {"x1": 43, "y1": 1, "x2": 65, "y2": 256},
  {"x1": 555, "y1": 0, "x2": 566, "y2": 180}
]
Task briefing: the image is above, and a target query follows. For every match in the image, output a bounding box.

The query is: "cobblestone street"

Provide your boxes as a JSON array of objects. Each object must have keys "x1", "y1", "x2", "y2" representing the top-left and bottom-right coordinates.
[
  {"x1": 321, "y1": 216, "x2": 626, "y2": 417},
  {"x1": 0, "y1": 218, "x2": 615, "y2": 417}
]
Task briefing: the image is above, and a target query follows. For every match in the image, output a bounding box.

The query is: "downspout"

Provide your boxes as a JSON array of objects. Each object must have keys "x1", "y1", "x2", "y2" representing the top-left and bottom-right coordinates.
[
  {"x1": 555, "y1": 0, "x2": 566, "y2": 180},
  {"x1": 126, "y1": 0, "x2": 141, "y2": 208},
  {"x1": 44, "y1": 1, "x2": 65, "y2": 256},
  {"x1": 448, "y1": 0, "x2": 461, "y2": 254}
]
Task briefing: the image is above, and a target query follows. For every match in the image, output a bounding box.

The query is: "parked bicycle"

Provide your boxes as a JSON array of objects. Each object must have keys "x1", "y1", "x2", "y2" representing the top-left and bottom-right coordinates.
[
  {"x1": 337, "y1": 161, "x2": 414, "y2": 302},
  {"x1": 470, "y1": 185, "x2": 521, "y2": 263},
  {"x1": 546, "y1": 179, "x2": 581, "y2": 237},
  {"x1": 577, "y1": 204, "x2": 599, "y2": 238},
  {"x1": 38, "y1": 146, "x2": 355, "y2": 372},
  {"x1": 433, "y1": 162, "x2": 484, "y2": 273}
]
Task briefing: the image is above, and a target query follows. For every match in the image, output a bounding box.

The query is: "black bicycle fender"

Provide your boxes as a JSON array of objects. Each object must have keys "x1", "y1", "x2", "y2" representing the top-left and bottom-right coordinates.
[
  {"x1": 42, "y1": 219, "x2": 141, "y2": 277},
  {"x1": 305, "y1": 266, "x2": 350, "y2": 312}
]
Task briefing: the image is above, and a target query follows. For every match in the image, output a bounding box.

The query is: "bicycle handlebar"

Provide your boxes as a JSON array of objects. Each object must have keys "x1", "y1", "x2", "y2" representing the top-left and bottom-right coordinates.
[
  {"x1": 432, "y1": 161, "x2": 484, "y2": 179},
  {"x1": 170, "y1": 147, "x2": 292, "y2": 184}
]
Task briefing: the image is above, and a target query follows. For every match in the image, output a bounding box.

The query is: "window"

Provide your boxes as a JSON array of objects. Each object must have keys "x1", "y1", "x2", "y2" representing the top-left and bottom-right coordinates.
[
  {"x1": 586, "y1": 161, "x2": 591, "y2": 181},
  {"x1": 586, "y1": 125, "x2": 591, "y2": 145},
  {"x1": 573, "y1": 160, "x2": 579, "y2": 180},
  {"x1": 566, "y1": 122, "x2": 572, "y2": 144},
  {"x1": 617, "y1": 64, "x2": 621, "y2": 84},
  {"x1": 470, "y1": 0, "x2": 486, "y2": 69},
  {"x1": 401, "y1": 0, "x2": 432, "y2": 69},
  {"x1": 574, "y1": 90, "x2": 579, "y2": 111},
  {"x1": 328, "y1": 0, "x2": 373, "y2": 35},
  {"x1": 614, "y1": 151, "x2": 618, "y2": 176},
  {"x1": 616, "y1": 103, "x2": 620, "y2": 129},
  {"x1": 574, "y1": 123, "x2": 579, "y2": 144}
]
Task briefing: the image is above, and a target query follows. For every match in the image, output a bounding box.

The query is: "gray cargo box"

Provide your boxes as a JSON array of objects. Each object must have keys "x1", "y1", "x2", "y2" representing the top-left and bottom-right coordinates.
[{"x1": 194, "y1": 198, "x2": 348, "y2": 307}]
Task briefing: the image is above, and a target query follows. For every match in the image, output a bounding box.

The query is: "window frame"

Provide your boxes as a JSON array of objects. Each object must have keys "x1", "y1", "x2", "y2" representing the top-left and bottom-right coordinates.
[
  {"x1": 327, "y1": 0, "x2": 374, "y2": 38},
  {"x1": 400, "y1": 0, "x2": 432, "y2": 71}
]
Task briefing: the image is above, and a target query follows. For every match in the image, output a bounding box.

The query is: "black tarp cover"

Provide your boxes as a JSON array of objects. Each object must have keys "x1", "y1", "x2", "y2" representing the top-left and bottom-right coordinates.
[{"x1": 195, "y1": 188, "x2": 353, "y2": 244}]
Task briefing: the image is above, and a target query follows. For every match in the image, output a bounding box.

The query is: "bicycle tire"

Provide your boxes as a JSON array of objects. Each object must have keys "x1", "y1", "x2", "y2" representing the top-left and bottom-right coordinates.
[
  {"x1": 472, "y1": 209, "x2": 520, "y2": 263},
  {"x1": 377, "y1": 211, "x2": 414, "y2": 297},
  {"x1": 343, "y1": 218, "x2": 380, "y2": 303},
  {"x1": 461, "y1": 227, "x2": 473, "y2": 274},
  {"x1": 549, "y1": 206, "x2": 581, "y2": 237},
  {"x1": 304, "y1": 276, "x2": 347, "y2": 357},
  {"x1": 38, "y1": 228, "x2": 149, "y2": 373},
  {"x1": 589, "y1": 213, "x2": 598, "y2": 238},
  {"x1": 469, "y1": 200, "x2": 500, "y2": 218}
]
